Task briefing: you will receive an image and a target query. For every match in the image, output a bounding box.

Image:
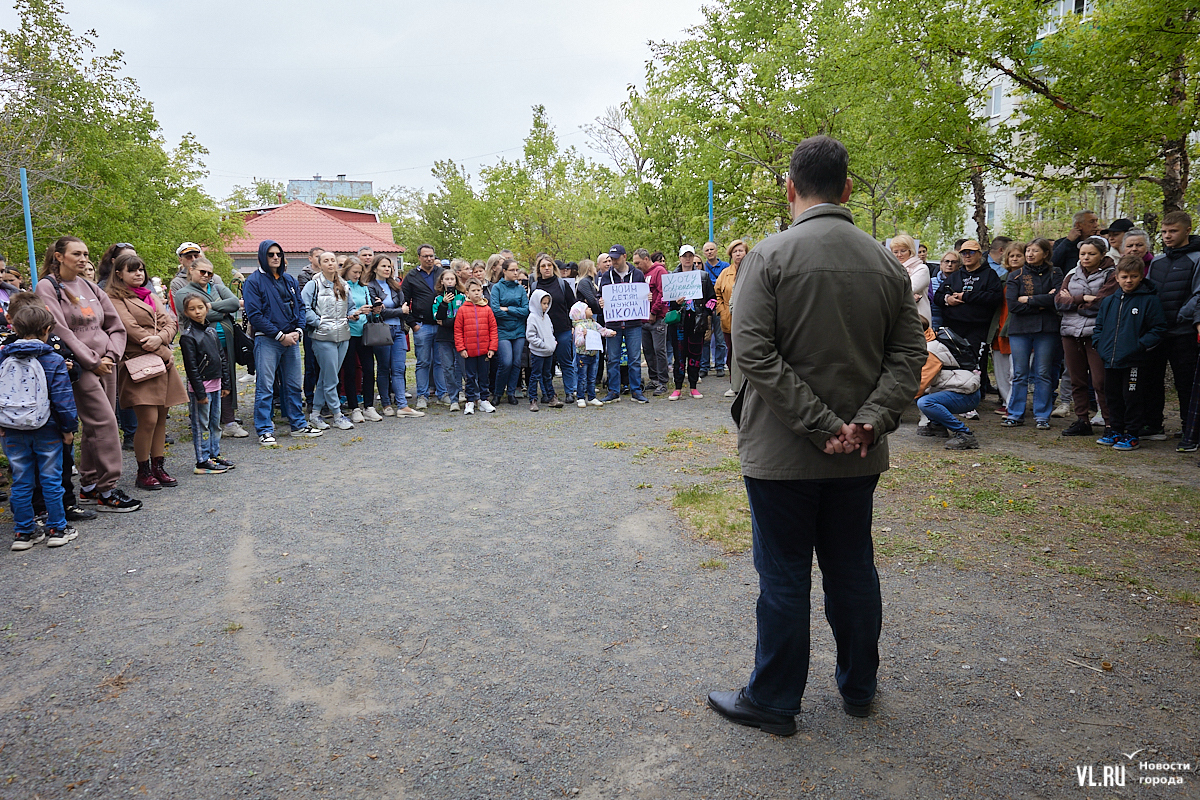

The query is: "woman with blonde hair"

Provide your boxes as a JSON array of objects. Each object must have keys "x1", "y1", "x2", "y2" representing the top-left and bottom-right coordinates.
[
  {"x1": 890, "y1": 234, "x2": 930, "y2": 325},
  {"x1": 107, "y1": 252, "x2": 188, "y2": 491},
  {"x1": 715, "y1": 239, "x2": 747, "y2": 397}
]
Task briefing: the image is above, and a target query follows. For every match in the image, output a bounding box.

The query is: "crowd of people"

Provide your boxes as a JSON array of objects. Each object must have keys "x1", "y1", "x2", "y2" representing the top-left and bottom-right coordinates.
[
  {"x1": 906, "y1": 210, "x2": 1200, "y2": 455},
  {"x1": 0, "y1": 202, "x2": 1197, "y2": 551}
]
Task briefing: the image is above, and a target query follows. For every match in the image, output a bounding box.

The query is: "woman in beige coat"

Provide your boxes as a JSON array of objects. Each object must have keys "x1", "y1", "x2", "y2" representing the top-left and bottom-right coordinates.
[{"x1": 107, "y1": 252, "x2": 188, "y2": 491}]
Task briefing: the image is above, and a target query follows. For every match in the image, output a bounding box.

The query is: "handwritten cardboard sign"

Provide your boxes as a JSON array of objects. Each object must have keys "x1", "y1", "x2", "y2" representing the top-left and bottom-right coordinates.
[
  {"x1": 601, "y1": 282, "x2": 650, "y2": 322},
  {"x1": 661, "y1": 270, "x2": 704, "y2": 301}
]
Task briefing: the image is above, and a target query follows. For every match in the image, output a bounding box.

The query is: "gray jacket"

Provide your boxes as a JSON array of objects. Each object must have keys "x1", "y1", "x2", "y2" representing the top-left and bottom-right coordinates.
[
  {"x1": 1057, "y1": 264, "x2": 1115, "y2": 338},
  {"x1": 730, "y1": 204, "x2": 926, "y2": 480},
  {"x1": 300, "y1": 275, "x2": 351, "y2": 343}
]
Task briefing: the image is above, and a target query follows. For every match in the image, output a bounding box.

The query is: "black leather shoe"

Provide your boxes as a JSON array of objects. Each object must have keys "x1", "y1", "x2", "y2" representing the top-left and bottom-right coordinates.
[
  {"x1": 707, "y1": 689, "x2": 796, "y2": 736},
  {"x1": 842, "y1": 698, "x2": 871, "y2": 718}
]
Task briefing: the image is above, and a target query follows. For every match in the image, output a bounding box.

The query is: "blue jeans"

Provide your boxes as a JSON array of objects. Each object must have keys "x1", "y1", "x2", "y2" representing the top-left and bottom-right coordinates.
[
  {"x1": 530, "y1": 352, "x2": 556, "y2": 401},
  {"x1": 386, "y1": 326, "x2": 410, "y2": 408},
  {"x1": 413, "y1": 323, "x2": 445, "y2": 400},
  {"x1": 577, "y1": 352, "x2": 599, "y2": 400},
  {"x1": 553, "y1": 330, "x2": 577, "y2": 397},
  {"x1": 5, "y1": 426, "x2": 66, "y2": 533},
  {"x1": 436, "y1": 341, "x2": 463, "y2": 399},
  {"x1": 917, "y1": 389, "x2": 981, "y2": 433},
  {"x1": 743, "y1": 474, "x2": 881, "y2": 715},
  {"x1": 463, "y1": 355, "x2": 489, "y2": 403},
  {"x1": 188, "y1": 390, "x2": 222, "y2": 462},
  {"x1": 311, "y1": 339, "x2": 349, "y2": 416},
  {"x1": 702, "y1": 312, "x2": 728, "y2": 373},
  {"x1": 606, "y1": 325, "x2": 642, "y2": 395},
  {"x1": 1007, "y1": 333, "x2": 1058, "y2": 421},
  {"x1": 253, "y1": 335, "x2": 307, "y2": 435},
  {"x1": 495, "y1": 338, "x2": 525, "y2": 399}
]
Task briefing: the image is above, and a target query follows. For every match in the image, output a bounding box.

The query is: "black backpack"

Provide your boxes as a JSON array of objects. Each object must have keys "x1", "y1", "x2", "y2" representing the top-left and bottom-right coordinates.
[{"x1": 934, "y1": 327, "x2": 979, "y2": 372}]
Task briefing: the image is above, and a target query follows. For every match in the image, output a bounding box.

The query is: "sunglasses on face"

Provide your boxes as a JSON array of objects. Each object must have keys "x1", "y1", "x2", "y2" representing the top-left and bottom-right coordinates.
[
  {"x1": 960, "y1": 249, "x2": 980, "y2": 254},
  {"x1": 942, "y1": 258, "x2": 960, "y2": 264},
  {"x1": 267, "y1": 252, "x2": 282, "y2": 259},
  {"x1": 197, "y1": 269, "x2": 213, "y2": 276}
]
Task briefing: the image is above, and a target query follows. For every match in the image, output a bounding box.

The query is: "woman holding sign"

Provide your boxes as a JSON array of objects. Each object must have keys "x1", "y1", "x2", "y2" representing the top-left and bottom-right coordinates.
[{"x1": 666, "y1": 260, "x2": 716, "y2": 400}]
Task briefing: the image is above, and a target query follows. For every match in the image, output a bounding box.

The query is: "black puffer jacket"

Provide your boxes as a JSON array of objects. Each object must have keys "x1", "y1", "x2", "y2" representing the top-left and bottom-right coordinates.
[
  {"x1": 179, "y1": 319, "x2": 227, "y2": 397},
  {"x1": 1148, "y1": 235, "x2": 1200, "y2": 336},
  {"x1": 1005, "y1": 262, "x2": 1064, "y2": 336}
]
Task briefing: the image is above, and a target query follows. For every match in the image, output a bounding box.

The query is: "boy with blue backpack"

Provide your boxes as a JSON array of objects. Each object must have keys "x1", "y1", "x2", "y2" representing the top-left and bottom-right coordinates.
[{"x1": 0, "y1": 304, "x2": 78, "y2": 550}]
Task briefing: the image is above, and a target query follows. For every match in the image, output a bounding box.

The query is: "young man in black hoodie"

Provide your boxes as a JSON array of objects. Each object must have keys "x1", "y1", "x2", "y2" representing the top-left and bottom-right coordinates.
[{"x1": 1145, "y1": 211, "x2": 1200, "y2": 444}]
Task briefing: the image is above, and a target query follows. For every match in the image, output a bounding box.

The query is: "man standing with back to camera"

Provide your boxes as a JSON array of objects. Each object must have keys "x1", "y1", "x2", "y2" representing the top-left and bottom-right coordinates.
[{"x1": 709, "y1": 135, "x2": 926, "y2": 735}]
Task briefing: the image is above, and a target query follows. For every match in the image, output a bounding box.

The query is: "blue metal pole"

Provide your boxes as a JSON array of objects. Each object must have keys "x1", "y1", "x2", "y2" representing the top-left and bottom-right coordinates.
[
  {"x1": 708, "y1": 180, "x2": 714, "y2": 243},
  {"x1": 20, "y1": 168, "x2": 37, "y2": 288}
]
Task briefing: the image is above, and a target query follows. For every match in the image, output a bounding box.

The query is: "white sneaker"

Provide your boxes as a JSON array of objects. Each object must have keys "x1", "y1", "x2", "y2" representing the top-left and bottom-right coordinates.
[
  {"x1": 308, "y1": 412, "x2": 330, "y2": 430},
  {"x1": 415, "y1": 396, "x2": 427, "y2": 410},
  {"x1": 395, "y1": 406, "x2": 425, "y2": 418},
  {"x1": 450, "y1": 401, "x2": 460, "y2": 412},
  {"x1": 289, "y1": 425, "x2": 324, "y2": 438},
  {"x1": 382, "y1": 405, "x2": 395, "y2": 416},
  {"x1": 238, "y1": 374, "x2": 254, "y2": 384},
  {"x1": 577, "y1": 398, "x2": 587, "y2": 408},
  {"x1": 464, "y1": 401, "x2": 475, "y2": 415},
  {"x1": 1090, "y1": 411, "x2": 1105, "y2": 426},
  {"x1": 589, "y1": 398, "x2": 604, "y2": 407},
  {"x1": 479, "y1": 400, "x2": 496, "y2": 413},
  {"x1": 459, "y1": 391, "x2": 467, "y2": 403},
  {"x1": 1051, "y1": 401, "x2": 1070, "y2": 418},
  {"x1": 724, "y1": 388, "x2": 736, "y2": 398},
  {"x1": 332, "y1": 415, "x2": 354, "y2": 430},
  {"x1": 349, "y1": 408, "x2": 365, "y2": 424},
  {"x1": 223, "y1": 422, "x2": 250, "y2": 438},
  {"x1": 362, "y1": 407, "x2": 383, "y2": 422}
]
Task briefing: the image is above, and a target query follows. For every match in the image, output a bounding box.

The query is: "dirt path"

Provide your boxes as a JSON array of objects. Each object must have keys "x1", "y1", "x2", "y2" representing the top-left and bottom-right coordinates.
[{"x1": 0, "y1": 381, "x2": 1196, "y2": 799}]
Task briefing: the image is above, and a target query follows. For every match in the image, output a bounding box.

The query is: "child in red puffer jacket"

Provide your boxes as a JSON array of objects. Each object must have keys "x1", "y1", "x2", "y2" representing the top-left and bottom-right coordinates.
[{"x1": 454, "y1": 279, "x2": 498, "y2": 415}]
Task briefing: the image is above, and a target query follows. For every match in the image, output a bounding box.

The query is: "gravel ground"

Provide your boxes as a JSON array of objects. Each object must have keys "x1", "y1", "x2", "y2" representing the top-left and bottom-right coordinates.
[{"x1": 1, "y1": 372, "x2": 1197, "y2": 799}]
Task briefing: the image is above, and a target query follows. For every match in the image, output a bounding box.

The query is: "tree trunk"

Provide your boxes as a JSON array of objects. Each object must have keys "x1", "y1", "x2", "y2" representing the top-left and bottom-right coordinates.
[
  {"x1": 970, "y1": 167, "x2": 989, "y2": 247},
  {"x1": 1161, "y1": 51, "x2": 1189, "y2": 216}
]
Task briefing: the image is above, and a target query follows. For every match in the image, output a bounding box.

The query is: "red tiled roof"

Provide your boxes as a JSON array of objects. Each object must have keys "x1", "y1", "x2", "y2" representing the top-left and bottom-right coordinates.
[{"x1": 225, "y1": 201, "x2": 402, "y2": 255}]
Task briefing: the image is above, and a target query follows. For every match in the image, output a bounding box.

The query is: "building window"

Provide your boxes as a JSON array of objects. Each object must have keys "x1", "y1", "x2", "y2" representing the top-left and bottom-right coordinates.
[
  {"x1": 986, "y1": 202, "x2": 996, "y2": 228},
  {"x1": 1017, "y1": 195, "x2": 1037, "y2": 219},
  {"x1": 985, "y1": 84, "x2": 1003, "y2": 118}
]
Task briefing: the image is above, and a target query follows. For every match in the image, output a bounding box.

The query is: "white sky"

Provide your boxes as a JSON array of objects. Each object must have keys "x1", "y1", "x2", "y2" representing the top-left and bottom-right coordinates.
[{"x1": 0, "y1": 0, "x2": 707, "y2": 200}]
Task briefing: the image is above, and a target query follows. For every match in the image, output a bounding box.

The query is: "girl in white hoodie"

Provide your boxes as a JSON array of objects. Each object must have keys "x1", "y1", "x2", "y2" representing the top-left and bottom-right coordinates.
[{"x1": 525, "y1": 289, "x2": 556, "y2": 412}]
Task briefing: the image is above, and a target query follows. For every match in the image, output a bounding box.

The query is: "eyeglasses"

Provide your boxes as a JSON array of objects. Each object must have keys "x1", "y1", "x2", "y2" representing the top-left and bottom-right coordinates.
[
  {"x1": 115, "y1": 243, "x2": 133, "y2": 250},
  {"x1": 197, "y1": 269, "x2": 213, "y2": 276},
  {"x1": 941, "y1": 258, "x2": 961, "y2": 264},
  {"x1": 960, "y1": 248, "x2": 980, "y2": 254}
]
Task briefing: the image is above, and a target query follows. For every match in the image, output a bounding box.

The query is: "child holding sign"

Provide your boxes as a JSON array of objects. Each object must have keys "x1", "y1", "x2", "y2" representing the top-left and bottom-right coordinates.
[
  {"x1": 666, "y1": 265, "x2": 716, "y2": 400},
  {"x1": 570, "y1": 302, "x2": 615, "y2": 406}
]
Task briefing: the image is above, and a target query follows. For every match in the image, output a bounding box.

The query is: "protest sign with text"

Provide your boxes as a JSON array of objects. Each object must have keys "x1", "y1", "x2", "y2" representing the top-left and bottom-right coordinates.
[
  {"x1": 601, "y1": 282, "x2": 650, "y2": 322},
  {"x1": 661, "y1": 270, "x2": 704, "y2": 301}
]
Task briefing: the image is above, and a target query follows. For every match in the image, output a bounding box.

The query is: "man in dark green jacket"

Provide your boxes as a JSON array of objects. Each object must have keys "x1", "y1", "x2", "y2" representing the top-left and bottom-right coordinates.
[{"x1": 708, "y1": 136, "x2": 926, "y2": 735}]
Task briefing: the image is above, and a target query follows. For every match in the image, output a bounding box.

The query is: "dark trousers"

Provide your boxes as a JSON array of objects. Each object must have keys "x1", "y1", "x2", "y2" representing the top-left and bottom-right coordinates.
[
  {"x1": 1105, "y1": 366, "x2": 1146, "y2": 437},
  {"x1": 947, "y1": 320, "x2": 991, "y2": 394},
  {"x1": 743, "y1": 474, "x2": 882, "y2": 715},
  {"x1": 1062, "y1": 335, "x2": 1110, "y2": 422},
  {"x1": 1143, "y1": 333, "x2": 1198, "y2": 432},
  {"x1": 303, "y1": 330, "x2": 318, "y2": 407},
  {"x1": 341, "y1": 335, "x2": 376, "y2": 409},
  {"x1": 463, "y1": 355, "x2": 489, "y2": 403},
  {"x1": 669, "y1": 317, "x2": 704, "y2": 390}
]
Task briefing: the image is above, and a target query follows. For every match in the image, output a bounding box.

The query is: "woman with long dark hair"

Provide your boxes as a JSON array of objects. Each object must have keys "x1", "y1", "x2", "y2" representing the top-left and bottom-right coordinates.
[
  {"x1": 107, "y1": 252, "x2": 188, "y2": 490},
  {"x1": 35, "y1": 237, "x2": 141, "y2": 511}
]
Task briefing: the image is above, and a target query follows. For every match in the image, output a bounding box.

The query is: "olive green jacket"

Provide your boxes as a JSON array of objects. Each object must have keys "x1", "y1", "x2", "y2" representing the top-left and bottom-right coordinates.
[{"x1": 730, "y1": 204, "x2": 926, "y2": 480}]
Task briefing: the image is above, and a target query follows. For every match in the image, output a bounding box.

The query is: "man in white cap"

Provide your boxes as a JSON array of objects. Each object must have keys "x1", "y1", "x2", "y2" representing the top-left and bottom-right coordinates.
[{"x1": 170, "y1": 242, "x2": 203, "y2": 300}]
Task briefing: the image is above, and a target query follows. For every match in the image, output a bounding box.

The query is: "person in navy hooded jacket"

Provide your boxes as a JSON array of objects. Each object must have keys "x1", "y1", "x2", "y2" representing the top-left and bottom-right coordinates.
[{"x1": 242, "y1": 241, "x2": 324, "y2": 446}]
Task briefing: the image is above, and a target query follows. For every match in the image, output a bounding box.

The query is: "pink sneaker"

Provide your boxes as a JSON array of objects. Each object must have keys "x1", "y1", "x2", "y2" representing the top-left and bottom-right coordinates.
[
  {"x1": 668, "y1": 390, "x2": 682, "y2": 401},
  {"x1": 690, "y1": 389, "x2": 703, "y2": 399}
]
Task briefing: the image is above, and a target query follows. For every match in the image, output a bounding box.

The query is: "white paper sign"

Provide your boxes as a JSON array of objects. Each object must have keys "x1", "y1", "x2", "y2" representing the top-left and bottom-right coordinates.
[
  {"x1": 601, "y1": 282, "x2": 650, "y2": 322},
  {"x1": 661, "y1": 270, "x2": 704, "y2": 301},
  {"x1": 585, "y1": 329, "x2": 603, "y2": 351}
]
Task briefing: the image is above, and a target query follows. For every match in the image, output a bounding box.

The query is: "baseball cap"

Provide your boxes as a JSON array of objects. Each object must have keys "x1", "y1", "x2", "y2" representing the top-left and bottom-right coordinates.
[
  {"x1": 679, "y1": 244, "x2": 696, "y2": 256},
  {"x1": 958, "y1": 239, "x2": 982, "y2": 253},
  {"x1": 176, "y1": 242, "x2": 202, "y2": 257},
  {"x1": 608, "y1": 245, "x2": 626, "y2": 259}
]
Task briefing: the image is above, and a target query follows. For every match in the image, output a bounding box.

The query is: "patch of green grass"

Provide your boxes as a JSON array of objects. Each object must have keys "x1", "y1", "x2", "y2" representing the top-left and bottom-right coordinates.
[
  {"x1": 222, "y1": 622, "x2": 244, "y2": 634},
  {"x1": 700, "y1": 457, "x2": 741, "y2": 475},
  {"x1": 671, "y1": 483, "x2": 752, "y2": 553},
  {"x1": 286, "y1": 443, "x2": 316, "y2": 451},
  {"x1": 595, "y1": 441, "x2": 627, "y2": 449},
  {"x1": 699, "y1": 559, "x2": 727, "y2": 570},
  {"x1": 665, "y1": 429, "x2": 691, "y2": 444}
]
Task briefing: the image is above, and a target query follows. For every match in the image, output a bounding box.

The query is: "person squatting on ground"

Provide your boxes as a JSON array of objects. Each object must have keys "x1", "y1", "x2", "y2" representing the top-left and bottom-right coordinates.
[{"x1": 708, "y1": 135, "x2": 925, "y2": 735}]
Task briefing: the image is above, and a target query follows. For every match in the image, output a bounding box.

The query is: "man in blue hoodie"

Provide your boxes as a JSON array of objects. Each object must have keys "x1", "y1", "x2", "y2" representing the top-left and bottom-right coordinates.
[{"x1": 242, "y1": 241, "x2": 324, "y2": 446}]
